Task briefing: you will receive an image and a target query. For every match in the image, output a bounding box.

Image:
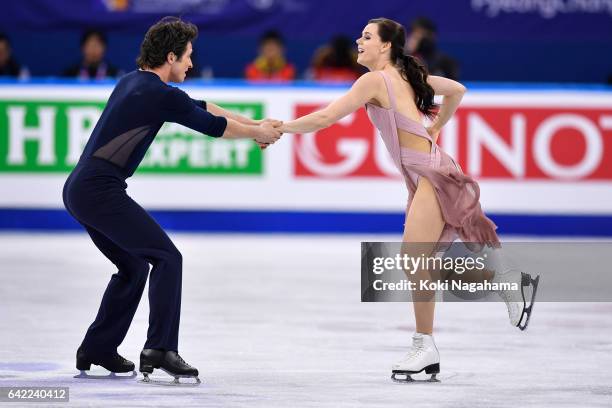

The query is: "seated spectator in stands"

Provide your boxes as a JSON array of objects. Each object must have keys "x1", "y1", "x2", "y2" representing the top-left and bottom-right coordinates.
[
  {"x1": 406, "y1": 17, "x2": 459, "y2": 80},
  {"x1": 309, "y1": 35, "x2": 363, "y2": 82},
  {"x1": 63, "y1": 30, "x2": 119, "y2": 80},
  {"x1": 0, "y1": 33, "x2": 27, "y2": 78},
  {"x1": 245, "y1": 30, "x2": 295, "y2": 82}
]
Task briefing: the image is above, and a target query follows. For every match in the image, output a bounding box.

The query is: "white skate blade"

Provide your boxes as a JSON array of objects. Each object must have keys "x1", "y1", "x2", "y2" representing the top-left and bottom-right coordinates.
[
  {"x1": 74, "y1": 370, "x2": 137, "y2": 380},
  {"x1": 139, "y1": 371, "x2": 201, "y2": 387}
]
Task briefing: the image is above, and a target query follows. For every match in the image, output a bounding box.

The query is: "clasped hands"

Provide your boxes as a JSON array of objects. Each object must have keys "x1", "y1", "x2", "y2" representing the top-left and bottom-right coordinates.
[{"x1": 253, "y1": 118, "x2": 284, "y2": 149}]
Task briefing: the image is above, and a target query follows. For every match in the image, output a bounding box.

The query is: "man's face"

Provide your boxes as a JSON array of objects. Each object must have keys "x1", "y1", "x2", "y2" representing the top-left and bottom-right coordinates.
[
  {"x1": 0, "y1": 40, "x2": 11, "y2": 66},
  {"x1": 169, "y1": 42, "x2": 193, "y2": 82}
]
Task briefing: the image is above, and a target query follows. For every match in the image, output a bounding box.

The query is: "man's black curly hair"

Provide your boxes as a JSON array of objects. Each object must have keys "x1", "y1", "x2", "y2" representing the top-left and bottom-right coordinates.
[{"x1": 136, "y1": 16, "x2": 198, "y2": 69}]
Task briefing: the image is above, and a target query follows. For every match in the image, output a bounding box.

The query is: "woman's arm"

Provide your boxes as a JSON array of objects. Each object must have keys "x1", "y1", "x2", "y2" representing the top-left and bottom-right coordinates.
[
  {"x1": 427, "y1": 75, "x2": 466, "y2": 136},
  {"x1": 280, "y1": 72, "x2": 380, "y2": 134}
]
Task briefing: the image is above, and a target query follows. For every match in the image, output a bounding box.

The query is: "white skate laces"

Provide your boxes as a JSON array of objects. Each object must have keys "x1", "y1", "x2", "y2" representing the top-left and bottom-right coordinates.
[{"x1": 400, "y1": 334, "x2": 426, "y2": 361}]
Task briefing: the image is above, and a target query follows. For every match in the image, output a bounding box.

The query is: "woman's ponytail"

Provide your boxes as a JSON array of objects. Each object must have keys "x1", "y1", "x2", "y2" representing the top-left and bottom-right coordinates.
[{"x1": 398, "y1": 53, "x2": 437, "y2": 119}]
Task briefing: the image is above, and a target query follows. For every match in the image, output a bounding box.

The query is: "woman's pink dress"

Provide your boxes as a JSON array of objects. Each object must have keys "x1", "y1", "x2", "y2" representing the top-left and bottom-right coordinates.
[{"x1": 365, "y1": 70, "x2": 500, "y2": 246}]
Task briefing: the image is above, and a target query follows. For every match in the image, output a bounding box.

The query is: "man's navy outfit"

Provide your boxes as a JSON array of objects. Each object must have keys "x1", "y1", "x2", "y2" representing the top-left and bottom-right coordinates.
[{"x1": 63, "y1": 70, "x2": 227, "y2": 356}]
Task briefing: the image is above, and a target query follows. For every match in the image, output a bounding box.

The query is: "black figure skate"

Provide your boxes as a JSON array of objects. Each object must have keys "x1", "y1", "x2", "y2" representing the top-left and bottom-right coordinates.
[
  {"x1": 139, "y1": 349, "x2": 201, "y2": 386},
  {"x1": 74, "y1": 346, "x2": 137, "y2": 379}
]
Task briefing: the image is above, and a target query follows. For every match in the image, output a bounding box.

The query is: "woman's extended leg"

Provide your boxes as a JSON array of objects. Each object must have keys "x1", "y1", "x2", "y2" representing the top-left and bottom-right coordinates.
[{"x1": 402, "y1": 176, "x2": 446, "y2": 335}]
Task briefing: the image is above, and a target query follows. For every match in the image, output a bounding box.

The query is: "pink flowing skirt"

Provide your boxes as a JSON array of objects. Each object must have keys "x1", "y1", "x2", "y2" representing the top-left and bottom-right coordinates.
[{"x1": 400, "y1": 146, "x2": 500, "y2": 248}]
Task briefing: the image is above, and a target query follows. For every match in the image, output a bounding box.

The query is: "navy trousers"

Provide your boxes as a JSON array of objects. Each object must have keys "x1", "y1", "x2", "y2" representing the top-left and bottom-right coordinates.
[{"x1": 63, "y1": 157, "x2": 182, "y2": 355}]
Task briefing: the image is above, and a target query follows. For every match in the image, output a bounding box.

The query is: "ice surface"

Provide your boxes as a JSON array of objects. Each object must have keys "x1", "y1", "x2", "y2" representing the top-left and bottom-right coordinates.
[{"x1": 0, "y1": 233, "x2": 610, "y2": 407}]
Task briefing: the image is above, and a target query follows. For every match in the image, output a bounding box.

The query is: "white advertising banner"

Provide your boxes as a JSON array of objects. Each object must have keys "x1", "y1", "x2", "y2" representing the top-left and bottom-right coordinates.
[{"x1": 0, "y1": 83, "x2": 611, "y2": 215}]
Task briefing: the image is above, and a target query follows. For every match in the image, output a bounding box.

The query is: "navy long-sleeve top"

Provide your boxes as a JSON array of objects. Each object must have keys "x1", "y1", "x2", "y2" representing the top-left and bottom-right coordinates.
[{"x1": 79, "y1": 70, "x2": 228, "y2": 177}]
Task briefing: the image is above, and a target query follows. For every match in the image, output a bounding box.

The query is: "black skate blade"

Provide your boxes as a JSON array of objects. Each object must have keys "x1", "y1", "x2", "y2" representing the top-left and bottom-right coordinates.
[
  {"x1": 74, "y1": 370, "x2": 137, "y2": 380},
  {"x1": 518, "y1": 274, "x2": 540, "y2": 331}
]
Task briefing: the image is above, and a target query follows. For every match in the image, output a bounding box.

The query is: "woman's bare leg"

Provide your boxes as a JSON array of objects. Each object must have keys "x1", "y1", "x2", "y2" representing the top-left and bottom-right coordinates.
[{"x1": 403, "y1": 177, "x2": 446, "y2": 335}]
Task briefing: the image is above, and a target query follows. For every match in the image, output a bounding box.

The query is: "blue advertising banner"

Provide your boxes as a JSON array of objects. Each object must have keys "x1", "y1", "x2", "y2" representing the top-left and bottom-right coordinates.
[{"x1": 1, "y1": 0, "x2": 611, "y2": 41}]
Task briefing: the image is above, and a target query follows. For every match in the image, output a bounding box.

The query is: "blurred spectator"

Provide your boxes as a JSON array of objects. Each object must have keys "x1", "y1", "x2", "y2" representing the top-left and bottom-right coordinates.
[
  {"x1": 406, "y1": 17, "x2": 459, "y2": 80},
  {"x1": 0, "y1": 33, "x2": 27, "y2": 78},
  {"x1": 63, "y1": 30, "x2": 119, "y2": 79},
  {"x1": 245, "y1": 30, "x2": 295, "y2": 82},
  {"x1": 309, "y1": 35, "x2": 363, "y2": 81}
]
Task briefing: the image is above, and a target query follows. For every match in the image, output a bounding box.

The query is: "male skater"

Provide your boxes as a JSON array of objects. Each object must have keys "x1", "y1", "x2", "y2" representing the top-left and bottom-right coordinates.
[{"x1": 64, "y1": 16, "x2": 281, "y2": 385}]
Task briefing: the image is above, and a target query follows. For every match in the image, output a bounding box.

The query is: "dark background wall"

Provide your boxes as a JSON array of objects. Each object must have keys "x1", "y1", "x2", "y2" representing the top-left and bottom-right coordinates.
[
  {"x1": 1, "y1": 0, "x2": 611, "y2": 82},
  {"x1": 6, "y1": 30, "x2": 611, "y2": 83}
]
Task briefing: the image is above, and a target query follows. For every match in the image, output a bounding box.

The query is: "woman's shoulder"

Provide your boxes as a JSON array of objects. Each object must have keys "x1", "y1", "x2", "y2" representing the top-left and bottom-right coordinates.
[{"x1": 354, "y1": 70, "x2": 385, "y2": 86}]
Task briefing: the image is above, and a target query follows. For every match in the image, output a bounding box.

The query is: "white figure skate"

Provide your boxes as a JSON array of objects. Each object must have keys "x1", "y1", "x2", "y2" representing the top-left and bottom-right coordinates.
[
  {"x1": 494, "y1": 269, "x2": 540, "y2": 330},
  {"x1": 391, "y1": 333, "x2": 440, "y2": 383}
]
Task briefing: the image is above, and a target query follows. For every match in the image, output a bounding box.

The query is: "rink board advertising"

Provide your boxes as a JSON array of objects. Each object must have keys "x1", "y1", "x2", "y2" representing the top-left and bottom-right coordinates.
[
  {"x1": 0, "y1": 83, "x2": 611, "y2": 235},
  {"x1": 0, "y1": 100, "x2": 264, "y2": 174}
]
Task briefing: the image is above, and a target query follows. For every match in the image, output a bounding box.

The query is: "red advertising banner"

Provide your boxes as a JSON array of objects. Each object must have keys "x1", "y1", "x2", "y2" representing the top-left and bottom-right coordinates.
[{"x1": 293, "y1": 105, "x2": 612, "y2": 181}]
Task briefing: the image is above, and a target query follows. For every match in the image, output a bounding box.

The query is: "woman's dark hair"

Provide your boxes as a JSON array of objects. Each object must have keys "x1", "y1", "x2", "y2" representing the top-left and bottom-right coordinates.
[
  {"x1": 136, "y1": 16, "x2": 198, "y2": 69},
  {"x1": 368, "y1": 17, "x2": 437, "y2": 119}
]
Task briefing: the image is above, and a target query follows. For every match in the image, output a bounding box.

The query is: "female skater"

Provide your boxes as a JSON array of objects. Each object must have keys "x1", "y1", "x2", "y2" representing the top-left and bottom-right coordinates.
[{"x1": 280, "y1": 18, "x2": 538, "y2": 382}]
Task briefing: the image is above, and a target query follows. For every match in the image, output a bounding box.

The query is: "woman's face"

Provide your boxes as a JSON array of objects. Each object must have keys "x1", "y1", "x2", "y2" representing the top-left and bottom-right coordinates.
[{"x1": 355, "y1": 23, "x2": 385, "y2": 67}]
